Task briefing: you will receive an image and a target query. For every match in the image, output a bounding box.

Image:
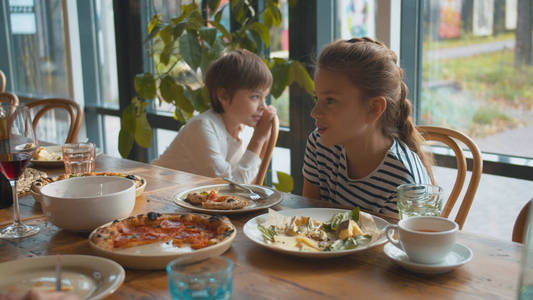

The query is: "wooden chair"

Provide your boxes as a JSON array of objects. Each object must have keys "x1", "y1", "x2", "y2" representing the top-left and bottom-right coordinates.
[
  {"x1": 417, "y1": 126, "x2": 483, "y2": 229},
  {"x1": 25, "y1": 98, "x2": 83, "y2": 143},
  {"x1": 0, "y1": 70, "x2": 5, "y2": 92},
  {"x1": 0, "y1": 92, "x2": 19, "y2": 106},
  {"x1": 513, "y1": 200, "x2": 531, "y2": 243},
  {"x1": 253, "y1": 115, "x2": 280, "y2": 185}
]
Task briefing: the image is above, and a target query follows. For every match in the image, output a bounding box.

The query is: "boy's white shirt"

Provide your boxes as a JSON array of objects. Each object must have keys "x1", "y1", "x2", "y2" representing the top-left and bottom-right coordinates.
[{"x1": 152, "y1": 109, "x2": 261, "y2": 184}]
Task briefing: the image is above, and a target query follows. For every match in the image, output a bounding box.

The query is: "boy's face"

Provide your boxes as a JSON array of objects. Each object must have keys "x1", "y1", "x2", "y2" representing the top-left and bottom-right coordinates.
[{"x1": 220, "y1": 87, "x2": 270, "y2": 127}]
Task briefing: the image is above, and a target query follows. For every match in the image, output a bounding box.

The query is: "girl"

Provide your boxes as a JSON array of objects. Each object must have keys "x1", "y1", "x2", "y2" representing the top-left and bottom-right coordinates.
[
  {"x1": 302, "y1": 37, "x2": 434, "y2": 216},
  {"x1": 153, "y1": 50, "x2": 276, "y2": 184}
]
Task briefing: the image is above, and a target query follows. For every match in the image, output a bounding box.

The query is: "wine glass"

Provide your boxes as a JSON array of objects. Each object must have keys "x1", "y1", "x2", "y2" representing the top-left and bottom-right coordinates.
[{"x1": 0, "y1": 104, "x2": 39, "y2": 239}]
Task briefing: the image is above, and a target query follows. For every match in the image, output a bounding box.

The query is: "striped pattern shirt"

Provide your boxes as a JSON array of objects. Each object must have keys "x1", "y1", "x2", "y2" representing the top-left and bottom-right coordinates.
[{"x1": 302, "y1": 130, "x2": 431, "y2": 216}]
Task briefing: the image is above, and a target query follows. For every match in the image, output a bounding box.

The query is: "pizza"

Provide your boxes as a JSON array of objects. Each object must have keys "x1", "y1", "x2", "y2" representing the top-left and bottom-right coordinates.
[
  {"x1": 186, "y1": 189, "x2": 248, "y2": 210},
  {"x1": 31, "y1": 172, "x2": 146, "y2": 197},
  {"x1": 90, "y1": 212, "x2": 235, "y2": 251}
]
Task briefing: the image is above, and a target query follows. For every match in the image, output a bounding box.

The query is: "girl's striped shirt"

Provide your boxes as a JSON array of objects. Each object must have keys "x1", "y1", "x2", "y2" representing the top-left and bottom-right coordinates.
[{"x1": 302, "y1": 130, "x2": 431, "y2": 216}]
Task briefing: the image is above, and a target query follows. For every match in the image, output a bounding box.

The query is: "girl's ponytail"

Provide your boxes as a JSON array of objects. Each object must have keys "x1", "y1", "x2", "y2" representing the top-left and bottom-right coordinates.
[{"x1": 398, "y1": 82, "x2": 435, "y2": 183}]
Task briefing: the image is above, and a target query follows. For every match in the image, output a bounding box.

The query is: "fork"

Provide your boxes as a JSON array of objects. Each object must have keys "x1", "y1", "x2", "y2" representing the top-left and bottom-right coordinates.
[{"x1": 223, "y1": 177, "x2": 262, "y2": 200}]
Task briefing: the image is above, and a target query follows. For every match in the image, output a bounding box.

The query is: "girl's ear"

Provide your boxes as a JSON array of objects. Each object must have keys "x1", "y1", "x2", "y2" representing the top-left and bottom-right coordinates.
[{"x1": 367, "y1": 96, "x2": 387, "y2": 124}]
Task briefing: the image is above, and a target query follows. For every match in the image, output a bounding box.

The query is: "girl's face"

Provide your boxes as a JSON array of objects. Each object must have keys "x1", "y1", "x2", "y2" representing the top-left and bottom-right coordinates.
[
  {"x1": 220, "y1": 88, "x2": 269, "y2": 127},
  {"x1": 311, "y1": 69, "x2": 372, "y2": 147}
]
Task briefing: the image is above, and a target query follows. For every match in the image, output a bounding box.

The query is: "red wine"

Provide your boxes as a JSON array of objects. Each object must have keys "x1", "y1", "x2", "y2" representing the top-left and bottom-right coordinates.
[{"x1": 0, "y1": 152, "x2": 32, "y2": 180}]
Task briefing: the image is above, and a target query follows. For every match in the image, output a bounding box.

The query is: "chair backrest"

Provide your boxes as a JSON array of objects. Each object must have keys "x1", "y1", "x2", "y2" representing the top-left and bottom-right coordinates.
[
  {"x1": 253, "y1": 115, "x2": 280, "y2": 185},
  {"x1": 0, "y1": 70, "x2": 5, "y2": 92},
  {"x1": 25, "y1": 98, "x2": 83, "y2": 143},
  {"x1": 0, "y1": 92, "x2": 19, "y2": 106},
  {"x1": 513, "y1": 200, "x2": 531, "y2": 243},
  {"x1": 417, "y1": 125, "x2": 483, "y2": 229}
]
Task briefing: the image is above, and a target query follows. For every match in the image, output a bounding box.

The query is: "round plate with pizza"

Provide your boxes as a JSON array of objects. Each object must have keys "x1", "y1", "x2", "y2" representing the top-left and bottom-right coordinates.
[
  {"x1": 30, "y1": 172, "x2": 146, "y2": 203},
  {"x1": 88, "y1": 212, "x2": 237, "y2": 269},
  {"x1": 173, "y1": 184, "x2": 283, "y2": 214}
]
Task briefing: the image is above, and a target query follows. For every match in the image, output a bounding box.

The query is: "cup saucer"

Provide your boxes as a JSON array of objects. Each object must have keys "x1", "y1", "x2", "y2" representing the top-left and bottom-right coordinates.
[{"x1": 383, "y1": 242, "x2": 473, "y2": 274}]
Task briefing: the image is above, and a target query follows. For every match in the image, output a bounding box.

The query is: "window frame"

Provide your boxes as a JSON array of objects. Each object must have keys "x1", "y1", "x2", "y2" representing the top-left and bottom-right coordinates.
[{"x1": 400, "y1": 0, "x2": 533, "y2": 181}]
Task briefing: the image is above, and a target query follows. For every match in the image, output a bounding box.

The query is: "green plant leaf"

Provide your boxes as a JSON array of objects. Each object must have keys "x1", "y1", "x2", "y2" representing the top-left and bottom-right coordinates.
[
  {"x1": 199, "y1": 27, "x2": 217, "y2": 45},
  {"x1": 207, "y1": 0, "x2": 221, "y2": 15},
  {"x1": 263, "y1": 7, "x2": 273, "y2": 28},
  {"x1": 134, "y1": 112, "x2": 152, "y2": 148},
  {"x1": 243, "y1": 31, "x2": 260, "y2": 52},
  {"x1": 179, "y1": 33, "x2": 202, "y2": 70},
  {"x1": 134, "y1": 73, "x2": 156, "y2": 100},
  {"x1": 148, "y1": 14, "x2": 162, "y2": 34},
  {"x1": 172, "y1": 22, "x2": 187, "y2": 39},
  {"x1": 274, "y1": 171, "x2": 294, "y2": 193},
  {"x1": 249, "y1": 22, "x2": 270, "y2": 49},
  {"x1": 290, "y1": 61, "x2": 314, "y2": 95},
  {"x1": 121, "y1": 102, "x2": 136, "y2": 134},
  {"x1": 209, "y1": 20, "x2": 232, "y2": 42},
  {"x1": 118, "y1": 129, "x2": 134, "y2": 158},
  {"x1": 159, "y1": 44, "x2": 172, "y2": 66},
  {"x1": 174, "y1": 85, "x2": 195, "y2": 114},
  {"x1": 160, "y1": 75, "x2": 195, "y2": 113},
  {"x1": 271, "y1": 6, "x2": 282, "y2": 27},
  {"x1": 270, "y1": 60, "x2": 290, "y2": 98},
  {"x1": 159, "y1": 25, "x2": 173, "y2": 45},
  {"x1": 159, "y1": 75, "x2": 176, "y2": 104}
]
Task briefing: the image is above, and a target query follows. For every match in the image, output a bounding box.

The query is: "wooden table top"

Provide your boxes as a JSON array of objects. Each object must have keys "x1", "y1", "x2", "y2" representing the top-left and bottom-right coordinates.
[{"x1": 0, "y1": 155, "x2": 522, "y2": 299}]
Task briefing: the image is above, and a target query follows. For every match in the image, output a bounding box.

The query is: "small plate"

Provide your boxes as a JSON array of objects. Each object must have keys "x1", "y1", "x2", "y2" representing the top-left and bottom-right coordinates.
[
  {"x1": 31, "y1": 146, "x2": 103, "y2": 168},
  {"x1": 88, "y1": 213, "x2": 237, "y2": 270},
  {"x1": 243, "y1": 208, "x2": 389, "y2": 258},
  {"x1": 0, "y1": 255, "x2": 125, "y2": 299},
  {"x1": 383, "y1": 242, "x2": 473, "y2": 274},
  {"x1": 174, "y1": 184, "x2": 282, "y2": 214}
]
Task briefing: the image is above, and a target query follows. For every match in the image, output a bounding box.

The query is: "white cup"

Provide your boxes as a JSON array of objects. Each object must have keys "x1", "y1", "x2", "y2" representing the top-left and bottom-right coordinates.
[{"x1": 385, "y1": 216, "x2": 458, "y2": 264}]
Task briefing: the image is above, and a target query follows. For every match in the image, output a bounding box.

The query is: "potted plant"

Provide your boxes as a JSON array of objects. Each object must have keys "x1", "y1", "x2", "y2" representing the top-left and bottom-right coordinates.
[{"x1": 119, "y1": 0, "x2": 313, "y2": 191}]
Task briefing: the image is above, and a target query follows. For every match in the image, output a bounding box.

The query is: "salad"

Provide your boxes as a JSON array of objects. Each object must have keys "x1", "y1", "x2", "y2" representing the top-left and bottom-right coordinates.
[{"x1": 257, "y1": 208, "x2": 381, "y2": 252}]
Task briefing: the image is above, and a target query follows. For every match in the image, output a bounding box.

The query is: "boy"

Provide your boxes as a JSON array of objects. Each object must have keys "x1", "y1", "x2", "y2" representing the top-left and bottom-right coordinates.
[{"x1": 153, "y1": 49, "x2": 276, "y2": 184}]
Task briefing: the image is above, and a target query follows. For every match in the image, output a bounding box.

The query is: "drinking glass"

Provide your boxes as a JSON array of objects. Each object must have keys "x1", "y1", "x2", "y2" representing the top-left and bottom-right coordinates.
[
  {"x1": 397, "y1": 184, "x2": 443, "y2": 220},
  {"x1": 166, "y1": 257, "x2": 233, "y2": 300},
  {"x1": 62, "y1": 142, "x2": 95, "y2": 175},
  {"x1": 0, "y1": 104, "x2": 39, "y2": 239}
]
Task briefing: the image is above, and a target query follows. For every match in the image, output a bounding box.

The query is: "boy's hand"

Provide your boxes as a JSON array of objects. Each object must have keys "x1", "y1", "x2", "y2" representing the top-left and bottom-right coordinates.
[
  {"x1": 247, "y1": 105, "x2": 277, "y2": 155},
  {"x1": 253, "y1": 105, "x2": 277, "y2": 141}
]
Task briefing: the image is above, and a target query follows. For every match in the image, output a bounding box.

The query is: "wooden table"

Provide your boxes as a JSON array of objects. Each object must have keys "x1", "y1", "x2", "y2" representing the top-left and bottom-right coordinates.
[{"x1": 0, "y1": 155, "x2": 522, "y2": 299}]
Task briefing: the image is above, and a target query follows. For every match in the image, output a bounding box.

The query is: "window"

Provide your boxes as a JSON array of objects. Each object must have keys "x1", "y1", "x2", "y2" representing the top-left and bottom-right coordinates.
[{"x1": 3, "y1": 0, "x2": 70, "y2": 98}]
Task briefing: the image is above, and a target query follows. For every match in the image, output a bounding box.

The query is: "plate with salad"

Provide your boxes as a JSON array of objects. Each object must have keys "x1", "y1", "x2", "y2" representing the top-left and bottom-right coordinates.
[{"x1": 243, "y1": 208, "x2": 389, "y2": 257}]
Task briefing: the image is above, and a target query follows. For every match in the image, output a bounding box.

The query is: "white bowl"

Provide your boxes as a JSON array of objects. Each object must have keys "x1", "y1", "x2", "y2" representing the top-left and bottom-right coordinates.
[{"x1": 40, "y1": 176, "x2": 136, "y2": 231}]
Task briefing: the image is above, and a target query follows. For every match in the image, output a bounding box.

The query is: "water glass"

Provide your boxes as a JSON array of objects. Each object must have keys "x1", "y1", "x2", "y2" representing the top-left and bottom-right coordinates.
[
  {"x1": 166, "y1": 257, "x2": 233, "y2": 300},
  {"x1": 397, "y1": 184, "x2": 443, "y2": 220},
  {"x1": 62, "y1": 143, "x2": 96, "y2": 175}
]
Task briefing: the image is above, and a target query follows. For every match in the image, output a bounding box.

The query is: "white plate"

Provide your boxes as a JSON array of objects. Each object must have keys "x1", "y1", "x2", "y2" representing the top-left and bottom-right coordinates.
[
  {"x1": 383, "y1": 242, "x2": 473, "y2": 274},
  {"x1": 174, "y1": 184, "x2": 283, "y2": 214},
  {"x1": 0, "y1": 255, "x2": 125, "y2": 300},
  {"x1": 31, "y1": 146, "x2": 103, "y2": 168},
  {"x1": 243, "y1": 208, "x2": 389, "y2": 258},
  {"x1": 88, "y1": 213, "x2": 237, "y2": 270}
]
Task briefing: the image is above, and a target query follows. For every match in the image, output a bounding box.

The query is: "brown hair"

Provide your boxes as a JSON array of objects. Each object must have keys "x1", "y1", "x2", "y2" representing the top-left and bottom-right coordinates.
[
  {"x1": 205, "y1": 49, "x2": 272, "y2": 113},
  {"x1": 317, "y1": 37, "x2": 434, "y2": 182}
]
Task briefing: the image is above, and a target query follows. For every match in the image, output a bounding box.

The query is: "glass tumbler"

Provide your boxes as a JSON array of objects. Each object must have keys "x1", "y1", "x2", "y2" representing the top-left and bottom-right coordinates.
[
  {"x1": 166, "y1": 257, "x2": 233, "y2": 300},
  {"x1": 62, "y1": 142, "x2": 95, "y2": 175},
  {"x1": 397, "y1": 184, "x2": 443, "y2": 220}
]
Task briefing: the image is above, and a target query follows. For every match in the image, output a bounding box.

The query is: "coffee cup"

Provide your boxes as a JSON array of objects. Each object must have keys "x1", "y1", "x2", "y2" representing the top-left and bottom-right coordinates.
[{"x1": 385, "y1": 216, "x2": 458, "y2": 264}]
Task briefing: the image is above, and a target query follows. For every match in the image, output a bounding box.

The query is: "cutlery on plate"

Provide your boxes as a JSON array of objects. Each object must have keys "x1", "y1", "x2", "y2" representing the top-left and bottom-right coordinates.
[
  {"x1": 55, "y1": 254, "x2": 62, "y2": 291},
  {"x1": 222, "y1": 177, "x2": 263, "y2": 200}
]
